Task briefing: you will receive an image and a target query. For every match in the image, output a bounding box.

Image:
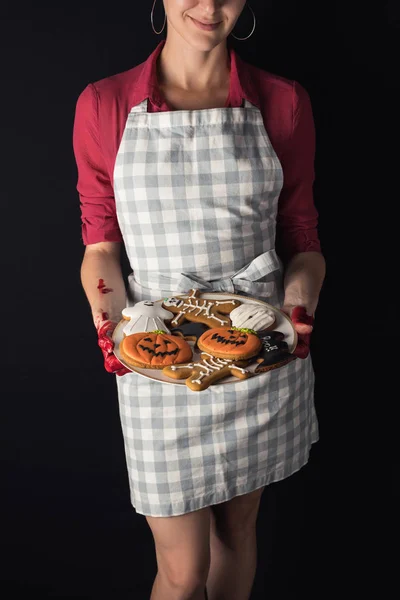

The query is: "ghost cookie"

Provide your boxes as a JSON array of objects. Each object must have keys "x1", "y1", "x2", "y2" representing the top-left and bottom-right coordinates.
[
  {"x1": 122, "y1": 301, "x2": 174, "y2": 335},
  {"x1": 163, "y1": 351, "x2": 252, "y2": 391},
  {"x1": 120, "y1": 330, "x2": 193, "y2": 370},
  {"x1": 254, "y1": 331, "x2": 296, "y2": 373},
  {"x1": 197, "y1": 327, "x2": 262, "y2": 361},
  {"x1": 162, "y1": 289, "x2": 241, "y2": 328},
  {"x1": 229, "y1": 303, "x2": 275, "y2": 333}
]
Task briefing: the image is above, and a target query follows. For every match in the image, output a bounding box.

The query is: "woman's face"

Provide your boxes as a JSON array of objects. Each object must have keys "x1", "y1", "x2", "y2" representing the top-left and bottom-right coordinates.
[{"x1": 162, "y1": 0, "x2": 247, "y2": 51}]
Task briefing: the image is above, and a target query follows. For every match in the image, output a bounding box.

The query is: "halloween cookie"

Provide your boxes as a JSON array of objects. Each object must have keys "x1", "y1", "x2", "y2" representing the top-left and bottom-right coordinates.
[
  {"x1": 120, "y1": 330, "x2": 193, "y2": 369},
  {"x1": 122, "y1": 301, "x2": 174, "y2": 335},
  {"x1": 197, "y1": 327, "x2": 262, "y2": 360},
  {"x1": 163, "y1": 351, "x2": 252, "y2": 391},
  {"x1": 170, "y1": 321, "x2": 209, "y2": 345},
  {"x1": 162, "y1": 289, "x2": 241, "y2": 328},
  {"x1": 254, "y1": 331, "x2": 296, "y2": 373},
  {"x1": 229, "y1": 303, "x2": 275, "y2": 333}
]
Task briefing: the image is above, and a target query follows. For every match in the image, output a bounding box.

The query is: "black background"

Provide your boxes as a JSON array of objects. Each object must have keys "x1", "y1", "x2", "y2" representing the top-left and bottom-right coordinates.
[{"x1": 1, "y1": 1, "x2": 396, "y2": 598}]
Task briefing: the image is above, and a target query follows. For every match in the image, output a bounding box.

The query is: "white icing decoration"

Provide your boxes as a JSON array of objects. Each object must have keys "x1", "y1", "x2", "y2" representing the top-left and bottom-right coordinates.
[
  {"x1": 166, "y1": 348, "x2": 249, "y2": 387},
  {"x1": 122, "y1": 301, "x2": 174, "y2": 335},
  {"x1": 169, "y1": 363, "x2": 194, "y2": 370},
  {"x1": 231, "y1": 365, "x2": 248, "y2": 374},
  {"x1": 261, "y1": 338, "x2": 279, "y2": 352},
  {"x1": 165, "y1": 352, "x2": 249, "y2": 385},
  {"x1": 230, "y1": 304, "x2": 275, "y2": 331},
  {"x1": 165, "y1": 294, "x2": 237, "y2": 326},
  {"x1": 163, "y1": 297, "x2": 182, "y2": 308}
]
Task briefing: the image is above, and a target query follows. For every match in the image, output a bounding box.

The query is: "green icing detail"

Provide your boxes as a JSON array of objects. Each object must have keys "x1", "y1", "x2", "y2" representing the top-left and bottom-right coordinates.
[{"x1": 231, "y1": 326, "x2": 257, "y2": 336}]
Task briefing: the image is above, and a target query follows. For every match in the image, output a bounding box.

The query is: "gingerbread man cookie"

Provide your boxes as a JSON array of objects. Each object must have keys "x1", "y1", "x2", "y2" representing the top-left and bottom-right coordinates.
[
  {"x1": 163, "y1": 351, "x2": 252, "y2": 391},
  {"x1": 122, "y1": 301, "x2": 174, "y2": 336},
  {"x1": 162, "y1": 289, "x2": 241, "y2": 328}
]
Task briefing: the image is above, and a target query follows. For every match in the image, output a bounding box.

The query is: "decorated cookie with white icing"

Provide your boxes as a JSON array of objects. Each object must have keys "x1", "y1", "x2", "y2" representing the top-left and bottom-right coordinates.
[
  {"x1": 162, "y1": 289, "x2": 241, "y2": 328},
  {"x1": 162, "y1": 351, "x2": 252, "y2": 391},
  {"x1": 254, "y1": 331, "x2": 296, "y2": 373},
  {"x1": 122, "y1": 301, "x2": 174, "y2": 336},
  {"x1": 229, "y1": 303, "x2": 275, "y2": 332}
]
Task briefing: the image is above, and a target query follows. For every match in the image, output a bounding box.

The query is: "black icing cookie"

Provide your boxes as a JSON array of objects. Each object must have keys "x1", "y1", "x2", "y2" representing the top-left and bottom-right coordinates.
[
  {"x1": 254, "y1": 331, "x2": 296, "y2": 373},
  {"x1": 170, "y1": 321, "x2": 209, "y2": 343}
]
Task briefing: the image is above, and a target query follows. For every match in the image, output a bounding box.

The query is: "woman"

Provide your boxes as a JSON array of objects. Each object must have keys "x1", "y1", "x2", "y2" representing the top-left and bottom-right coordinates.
[{"x1": 72, "y1": 1, "x2": 326, "y2": 599}]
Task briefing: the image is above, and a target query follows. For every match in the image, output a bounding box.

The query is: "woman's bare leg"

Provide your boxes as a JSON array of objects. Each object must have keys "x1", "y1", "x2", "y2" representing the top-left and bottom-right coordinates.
[
  {"x1": 206, "y1": 487, "x2": 264, "y2": 600},
  {"x1": 146, "y1": 506, "x2": 211, "y2": 600}
]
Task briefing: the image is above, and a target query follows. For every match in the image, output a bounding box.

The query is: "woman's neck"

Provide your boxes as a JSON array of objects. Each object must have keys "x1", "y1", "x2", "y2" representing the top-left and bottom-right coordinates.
[{"x1": 157, "y1": 35, "x2": 230, "y2": 94}]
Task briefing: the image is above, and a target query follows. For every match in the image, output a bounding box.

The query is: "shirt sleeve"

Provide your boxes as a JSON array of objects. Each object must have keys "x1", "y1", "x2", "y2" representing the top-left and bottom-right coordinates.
[
  {"x1": 275, "y1": 81, "x2": 322, "y2": 263},
  {"x1": 72, "y1": 83, "x2": 123, "y2": 245}
]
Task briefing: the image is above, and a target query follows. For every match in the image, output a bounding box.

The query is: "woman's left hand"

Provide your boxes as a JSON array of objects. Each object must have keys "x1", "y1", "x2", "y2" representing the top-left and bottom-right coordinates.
[
  {"x1": 280, "y1": 304, "x2": 314, "y2": 359},
  {"x1": 280, "y1": 251, "x2": 325, "y2": 358}
]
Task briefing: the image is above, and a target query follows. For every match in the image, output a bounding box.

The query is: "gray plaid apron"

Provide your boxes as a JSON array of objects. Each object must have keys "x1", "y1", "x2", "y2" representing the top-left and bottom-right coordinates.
[{"x1": 113, "y1": 99, "x2": 319, "y2": 517}]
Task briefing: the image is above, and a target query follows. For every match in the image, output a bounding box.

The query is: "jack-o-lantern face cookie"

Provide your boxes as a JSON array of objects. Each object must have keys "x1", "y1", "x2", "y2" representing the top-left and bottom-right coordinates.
[
  {"x1": 197, "y1": 327, "x2": 262, "y2": 360},
  {"x1": 120, "y1": 330, "x2": 193, "y2": 369}
]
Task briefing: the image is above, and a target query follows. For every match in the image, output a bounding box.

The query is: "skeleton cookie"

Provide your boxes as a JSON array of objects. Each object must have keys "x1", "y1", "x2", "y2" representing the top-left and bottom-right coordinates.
[
  {"x1": 163, "y1": 351, "x2": 252, "y2": 391},
  {"x1": 122, "y1": 301, "x2": 174, "y2": 336},
  {"x1": 162, "y1": 289, "x2": 241, "y2": 328}
]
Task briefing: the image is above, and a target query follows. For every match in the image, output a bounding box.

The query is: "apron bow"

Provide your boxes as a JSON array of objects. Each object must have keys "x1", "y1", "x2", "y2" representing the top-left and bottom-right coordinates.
[{"x1": 135, "y1": 249, "x2": 281, "y2": 298}]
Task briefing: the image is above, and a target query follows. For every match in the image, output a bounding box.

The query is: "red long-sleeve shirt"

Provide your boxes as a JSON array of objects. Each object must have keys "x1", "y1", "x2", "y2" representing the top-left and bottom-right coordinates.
[{"x1": 72, "y1": 41, "x2": 321, "y2": 262}]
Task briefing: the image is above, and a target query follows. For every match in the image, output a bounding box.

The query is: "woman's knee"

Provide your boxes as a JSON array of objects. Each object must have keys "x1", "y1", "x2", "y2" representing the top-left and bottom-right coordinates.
[
  {"x1": 158, "y1": 564, "x2": 209, "y2": 596},
  {"x1": 146, "y1": 506, "x2": 211, "y2": 590}
]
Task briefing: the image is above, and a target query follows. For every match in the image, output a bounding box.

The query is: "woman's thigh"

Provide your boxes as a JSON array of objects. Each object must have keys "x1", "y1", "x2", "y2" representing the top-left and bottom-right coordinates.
[
  {"x1": 146, "y1": 506, "x2": 211, "y2": 587},
  {"x1": 210, "y1": 486, "x2": 265, "y2": 546}
]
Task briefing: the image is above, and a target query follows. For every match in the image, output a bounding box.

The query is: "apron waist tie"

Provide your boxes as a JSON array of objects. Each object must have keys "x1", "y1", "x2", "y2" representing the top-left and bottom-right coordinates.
[{"x1": 133, "y1": 249, "x2": 282, "y2": 298}]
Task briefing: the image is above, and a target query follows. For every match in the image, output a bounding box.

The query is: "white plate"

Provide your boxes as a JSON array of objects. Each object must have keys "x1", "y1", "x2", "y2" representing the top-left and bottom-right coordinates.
[{"x1": 112, "y1": 292, "x2": 297, "y2": 386}]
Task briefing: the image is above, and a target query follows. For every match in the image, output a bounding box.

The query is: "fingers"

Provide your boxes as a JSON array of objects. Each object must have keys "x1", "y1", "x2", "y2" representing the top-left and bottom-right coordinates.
[
  {"x1": 97, "y1": 323, "x2": 130, "y2": 375},
  {"x1": 116, "y1": 366, "x2": 131, "y2": 376},
  {"x1": 291, "y1": 306, "x2": 314, "y2": 325},
  {"x1": 104, "y1": 352, "x2": 130, "y2": 375},
  {"x1": 280, "y1": 306, "x2": 314, "y2": 359},
  {"x1": 97, "y1": 320, "x2": 117, "y2": 338},
  {"x1": 292, "y1": 334, "x2": 311, "y2": 359},
  {"x1": 284, "y1": 305, "x2": 314, "y2": 335},
  {"x1": 293, "y1": 321, "x2": 313, "y2": 335}
]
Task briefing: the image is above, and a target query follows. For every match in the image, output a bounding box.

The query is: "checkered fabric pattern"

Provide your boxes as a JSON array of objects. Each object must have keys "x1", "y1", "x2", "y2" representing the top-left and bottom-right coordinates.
[{"x1": 113, "y1": 100, "x2": 319, "y2": 517}]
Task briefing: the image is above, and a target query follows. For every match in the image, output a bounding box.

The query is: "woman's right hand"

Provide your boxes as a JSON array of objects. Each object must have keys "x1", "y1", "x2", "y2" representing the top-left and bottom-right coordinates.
[{"x1": 96, "y1": 316, "x2": 131, "y2": 376}]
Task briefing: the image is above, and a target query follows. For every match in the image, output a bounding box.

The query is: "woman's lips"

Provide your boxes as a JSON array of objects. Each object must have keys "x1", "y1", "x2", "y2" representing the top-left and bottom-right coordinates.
[{"x1": 189, "y1": 17, "x2": 222, "y2": 31}]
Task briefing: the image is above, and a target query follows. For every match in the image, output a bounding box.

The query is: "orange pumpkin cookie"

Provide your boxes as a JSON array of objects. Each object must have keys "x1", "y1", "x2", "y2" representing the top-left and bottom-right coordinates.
[
  {"x1": 120, "y1": 330, "x2": 193, "y2": 369},
  {"x1": 197, "y1": 327, "x2": 262, "y2": 360}
]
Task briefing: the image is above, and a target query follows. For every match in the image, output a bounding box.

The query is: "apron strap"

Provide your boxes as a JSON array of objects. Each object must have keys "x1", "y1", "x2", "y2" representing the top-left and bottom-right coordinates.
[
  {"x1": 129, "y1": 99, "x2": 149, "y2": 114},
  {"x1": 242, "y1": 99, "x2": 255, "y2": 109},
  {"x1": 134, "y1": 249, "x2": 281, "y2": 298},
  {"x1": 130, "y1": 99, "x2": 256, "y2": 114}
]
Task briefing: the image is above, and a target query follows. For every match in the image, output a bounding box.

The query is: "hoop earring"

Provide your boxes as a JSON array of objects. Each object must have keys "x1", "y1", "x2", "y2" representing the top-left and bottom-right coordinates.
[
  {"x1": 151, "y1": 0, "x2": 166, "y2": 35},
  {"x1": 231, "y1": 3, "x2": 256, "y2": 41}
]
